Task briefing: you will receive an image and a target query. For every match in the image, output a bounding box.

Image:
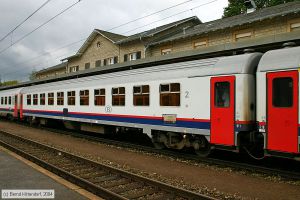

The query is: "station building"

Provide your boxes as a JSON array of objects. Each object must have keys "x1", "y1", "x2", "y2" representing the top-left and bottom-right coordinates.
[{"x1": 33, "y1": 1, "x2": 300, "y2": 80}]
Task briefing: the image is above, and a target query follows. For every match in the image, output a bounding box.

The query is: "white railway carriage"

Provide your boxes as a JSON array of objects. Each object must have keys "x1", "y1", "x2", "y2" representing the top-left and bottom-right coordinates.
[
  {"x1": 257, "y1": 46, "x2": 300, "y2": 160},
  {"x1": 0, "y1": 88, "x2": 23, "y2": 119},
  {"x1": 19, "y1": 53, "x2": 261, "y2": 155}
]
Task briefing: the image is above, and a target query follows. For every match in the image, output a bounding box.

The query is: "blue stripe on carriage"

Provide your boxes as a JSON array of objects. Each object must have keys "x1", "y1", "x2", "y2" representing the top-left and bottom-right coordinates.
[{"x1": 23, "y1": 110, "x2": 210, "y2": 130}]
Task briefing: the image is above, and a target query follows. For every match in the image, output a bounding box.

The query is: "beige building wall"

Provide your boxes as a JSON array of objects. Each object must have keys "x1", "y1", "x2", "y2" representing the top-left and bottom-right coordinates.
[
  {"x1": 36, "y1": 68, "x2": 66, "y2": 79},
  {"x1": 67, "y1": 35, "x2": 120, "y2": 72},
  {"x1": 149, "y1": 16, "x2": 300, "y2": 57},
  {"x1": 119, "y1": 41, "x2": 145, "y2": 62}
]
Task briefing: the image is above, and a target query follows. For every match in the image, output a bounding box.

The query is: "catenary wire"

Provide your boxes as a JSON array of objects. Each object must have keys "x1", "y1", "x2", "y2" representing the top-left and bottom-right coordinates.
[
  {"x1": 1, "y1": 0, "x2": 220, "y2": 79},
  {"x1": 0, "y1": 0, "x2": 53, "y2": 43},
  {"x1": 0, "y1": 0, "x2": 82, "y2": 55}
]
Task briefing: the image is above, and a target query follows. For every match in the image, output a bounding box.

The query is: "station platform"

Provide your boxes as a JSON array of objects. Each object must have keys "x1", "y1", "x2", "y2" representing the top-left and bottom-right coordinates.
[{"x1": 0, "y1": 147, "x2": 100, "y2": 200}]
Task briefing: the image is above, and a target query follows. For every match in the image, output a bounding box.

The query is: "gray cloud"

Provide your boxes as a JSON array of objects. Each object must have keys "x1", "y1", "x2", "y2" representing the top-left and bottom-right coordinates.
[{"x1": 0, "y1": 0, "x2": 228, "y2": 82}]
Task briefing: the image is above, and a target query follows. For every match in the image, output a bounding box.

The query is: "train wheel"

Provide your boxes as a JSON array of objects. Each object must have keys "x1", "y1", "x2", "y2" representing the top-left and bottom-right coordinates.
[
  {"x1": 194, "y1": 137, "x2": 211, "y2": 157},
  {"x1": 152, "y1": 141, "x2": 165, "y2": 149}
]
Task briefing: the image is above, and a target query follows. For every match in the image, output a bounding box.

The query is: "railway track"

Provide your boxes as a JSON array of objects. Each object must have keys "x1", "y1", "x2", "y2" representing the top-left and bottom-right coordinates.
[
  {"x1": 0, "y1": 130, "x2": 214, "y2": 200},
  {"x1": 2, "y1": 120, "x2": 300, "y2": 181},
  {"x1": 26, "y1": 123, "x2": 300, "y2": 181}
]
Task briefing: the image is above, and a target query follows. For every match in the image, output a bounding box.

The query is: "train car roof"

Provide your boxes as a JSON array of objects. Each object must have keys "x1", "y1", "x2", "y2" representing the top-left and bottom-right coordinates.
[
  {"x1": 0, "y1": 87, "x2": 23, "y2": 95},
  {"x1": 20, "y1": 53, "x2": 263, "y2": 93},
  {"x1": 257, "y1": 46, "x2": 300, "y2": 72}
]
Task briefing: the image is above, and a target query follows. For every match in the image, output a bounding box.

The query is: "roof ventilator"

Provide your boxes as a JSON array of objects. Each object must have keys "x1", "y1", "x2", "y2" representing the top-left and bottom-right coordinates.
[
  {"x1": 243, "y1": 48, "x2": 255, "y2": 54},
  {"x1": 244, "y1": 0, "x2": 257, "y2": 13},
  {"x1": 282, "y1": 42, "x2": 296, "y2": 48}
]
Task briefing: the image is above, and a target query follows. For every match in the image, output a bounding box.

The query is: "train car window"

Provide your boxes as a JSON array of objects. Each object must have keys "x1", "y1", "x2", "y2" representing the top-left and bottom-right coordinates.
[
  {"x1": 68, "y1": 91, "x2": 76, "y2": 105},
  {"x1": 1, "y1": 97, "x2": 3, "y2": 105},
  {"x1": 57, "y1": 92, "x2": 64, "y2": 106},
  {"x1": 112, "y1": 87, "x2": 125, "y2": 106},
  {"x1": 33, "y1": 94, "x2": 38, "y2": 105},
  {"x1": 8, "y1": 96, "x2": 11, "y2": 105},
  {"x1": 273, "y1": 77, "x2": 293, "y2": 107},
  {"x1": 5, "y1": 97, "x2": 7, "y2": 105},
  {"x1": 94, "y1": 89, "x2": 105, "y2": 106},
  {"x1": 48, "y1": 93, "x2": 54, "y2": 105},
  {"x1": 215, "y1": 82, "x2": 230, "y2": 107},
  {"x1": 40, "y1": 93, "x2": 45, "y2": 105},
  {"x1": 160, "y1": 83, "x2": 180, "y2": 106},
  {"x1": 133, "y1": 85, "x2": 149, "y2": 106},
  {"x1": 27, "y1": 95, "x2": 31, "y2": 105},
  {"x1": 80, "y1": 90, "x2": 89, "y2": 106}
]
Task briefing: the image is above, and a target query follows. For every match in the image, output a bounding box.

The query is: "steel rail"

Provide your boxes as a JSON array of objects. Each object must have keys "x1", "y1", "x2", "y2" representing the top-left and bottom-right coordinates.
[{"x1": 0, "y1": 130, "x2": 214, "y2": 200}]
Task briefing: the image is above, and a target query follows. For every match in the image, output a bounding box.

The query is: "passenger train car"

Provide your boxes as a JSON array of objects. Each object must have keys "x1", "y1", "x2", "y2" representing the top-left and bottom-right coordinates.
[{"x1": 0, "y1": 45, "x2": 299, "y2": 160}]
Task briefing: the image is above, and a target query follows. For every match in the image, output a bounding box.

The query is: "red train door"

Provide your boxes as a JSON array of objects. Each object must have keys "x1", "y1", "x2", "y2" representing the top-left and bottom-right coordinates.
[
  {"x1": 13, "y1": 94, "x2": 18, "y2": 118},
  {"x1": 267, "y1": 70, "x2": 298, "y2": 153},
  {"x1": 20, "y1": 94, "x2": 23, "y2": 119},
  {"x1": 210, "y1": 76, "x2": 235, "y2": 146}
]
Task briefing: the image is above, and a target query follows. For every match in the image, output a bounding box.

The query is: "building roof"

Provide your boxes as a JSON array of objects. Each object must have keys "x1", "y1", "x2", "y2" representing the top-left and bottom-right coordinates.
[
  {"x1": 116, "y1": 16, "x2": 201, "y2": 44},
  {"x1": 62, "y1": 29, "x2": 126, "y2": 61},
  {"x1": 61, "y1": 16, "x2": 200, "y2": 61},
  {"x1": 35, "y1": 62, "x2": 67, "y2": 75},
  {"x1": 149, "y1": 1, "x2": 300, "y2": 46}
]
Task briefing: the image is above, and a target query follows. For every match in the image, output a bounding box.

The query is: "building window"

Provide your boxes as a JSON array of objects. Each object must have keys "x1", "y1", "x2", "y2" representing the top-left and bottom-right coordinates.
[
  {"x1": 8, "y1": 96, "x2": 11, "y2": 105},
  {"x1": 215, "y1": 82, "x2": 230, "y2": 107},
  {"x1": 70, "y1": 66, "x2": 79, "y2": 73},
  {"x1": 94, "y1": 89, "x2": 105, "y2": 106},
  {"x1": 85, "y1": 63, "x2": 90, "y2": 70},
  {"x1": 48, "y1": 93, "x2": 54, "y2": 105},
  {"x1": 96, "y1": 41, "x2": 101, "y2": 48},
  {"x1": 112, "y1": 87, "x2": 125, "y2": 106},
  {"x1": 1, "y1": 97, "x2": 3, "y2": 105},
  {"x1": 193, "y1": 38, "x2": 208, "y2": 49},
  {"x1": 160, "y1": 83, "x2": 180, "y2": 106},
  {"x1": 133, "y1": 85, "x2": 149, "y2": 106},
  {"x1": 40, "y1": 93, "x2": 45, "y2": 105},
  {"x1": 273, "y1": 77, "x2": 293, "y2": 107},
  {"x1": 68, "y1": 91, "x2": 76, "y2": 105},
  {"x1": 27, "y1": 95, "x2": 31, "y2": 105},
  {"x1": 104, "y1": 56, "x2": 118, "y2": 66},
  {"x1": 234, "y1": 30, "x2": 252, "y2": 41},
  {"x1": 80, "y1": 90, "x2": 89, "y2": 106},
  {"x1": 57, "y1": 92, "x2": 64, "y2": 105},
  {"x1": 161, "y1": 48, "x2": 172, "y2": 55},
  {"x1": 289, "y1": 19, "x2": 300, "y2": 32},
  {"x1": 4, "y1": 97, "x2": 7, "y2": 105},
  {"x1": 124, "y1": 51, "x2": 141, "y2": 62},
  {"x1": 32, "y1": 94, "x2": 38, "y2": 105},
  {"x1": 95, "y1": 60, "x2": 101, "y2": 67}
]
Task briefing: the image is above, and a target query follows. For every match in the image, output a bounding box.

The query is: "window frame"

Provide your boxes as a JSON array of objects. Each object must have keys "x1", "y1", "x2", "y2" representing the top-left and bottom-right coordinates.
[
  {"x1": 159, "y1": 83, "x2": 180, "y2": 106},
  {"x1": 112, "y1": 87, "x2": 125, "y2": 106},
  {"x1": 27, "y1": 94, "x2": 31, "y2": 105},
  {"x1": 80, "y1": 90, "x2": 89, "y2": 106},
  {"x1": 67, "y1": 91, "x2": 76, "y2": 106},
  {"x1": 40, "y1": 93, "x2": 46, "y2": 105},
  {"x1": 94, "y1": 88, "x2": 105, "y2": 106},
  {"x1": 33, "y1": 94, "x2": 38, "y2": 105},
  {"x1": 133, "y1": 85, "x2": 150, "y2": 106},
  {"x1": 48, "y1": 93, "x2": 54, "y2": 105},
  {"x1": 57, "y1": 92, "x2": 64, "y2": 106},
  {"x1": 272, "y1": 77, "x2": 293, "y2": 108},
  {"x1": 214, "y1": 81, "x2": 230, "y2": 108}
]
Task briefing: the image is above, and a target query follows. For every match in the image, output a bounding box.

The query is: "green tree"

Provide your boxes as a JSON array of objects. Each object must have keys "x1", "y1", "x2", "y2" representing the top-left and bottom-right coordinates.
[
  {"x1": 0, "y1": 80, "x2": 18, "y2": 87},
  {"x1": 29, "y1": 69, "x2": 37, "y2": 81},
  {"x1": 223, "y1": 0, "x2": 300, "y2": 18}
]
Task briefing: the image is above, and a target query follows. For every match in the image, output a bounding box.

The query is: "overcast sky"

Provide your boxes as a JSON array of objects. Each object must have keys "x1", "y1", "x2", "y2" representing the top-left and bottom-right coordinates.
[{"x1": 0, "y1": 0, "x2": 228, "y2": 82}]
